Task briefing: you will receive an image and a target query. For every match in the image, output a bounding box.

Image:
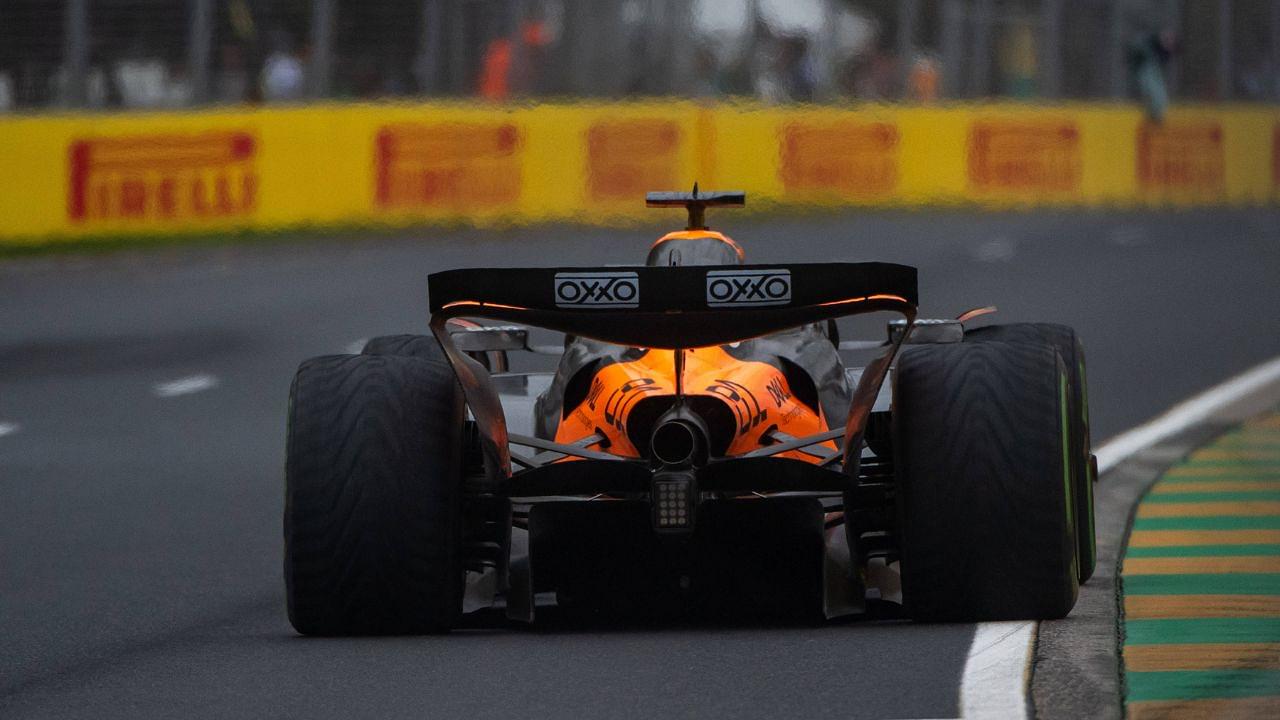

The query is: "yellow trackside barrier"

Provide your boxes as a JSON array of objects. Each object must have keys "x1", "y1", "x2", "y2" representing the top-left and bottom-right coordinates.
[{"x1": 0, "y1": 101, "x2": 1276, "y2": 244}]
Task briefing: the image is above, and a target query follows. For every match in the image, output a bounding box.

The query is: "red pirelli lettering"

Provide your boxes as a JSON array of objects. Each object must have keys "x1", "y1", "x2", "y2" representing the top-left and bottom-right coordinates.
[
  {"x1": 969, "y1": 121, "x2": 1080, "y2": 193},
  {"x1": 67, "y1": 131, "x2": 258, "y2": 223},
  {"x1": 1137, "y1": 122, "x2": 1224, "y2": 193},
  {"x1": 375, "y1": 123, "x2": 522, "y2": 210},
  {"x1": 1272, "y1": 125, "x2": 1279, "y2": 189},
  {"x1": 586, "y1": 119, "x2": 681, "y2": 201},
  {"x1": 779, "y1": 122, "x2": 898, "y2": 197}
]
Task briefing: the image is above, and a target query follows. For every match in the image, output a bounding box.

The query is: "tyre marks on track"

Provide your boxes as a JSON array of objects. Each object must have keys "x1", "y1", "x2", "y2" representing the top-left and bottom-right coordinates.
[{"x1": 1121, "y1": 413, "x2": 1280, "y2": 718}]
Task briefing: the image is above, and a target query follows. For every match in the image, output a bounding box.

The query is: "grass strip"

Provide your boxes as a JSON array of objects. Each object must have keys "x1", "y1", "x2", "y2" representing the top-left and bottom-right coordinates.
[
  {"x1": 1123, "y1": 574, "x2": 1280, "y2": 596},
  {"x1": 1134, "y1": 517, "x2": 1280, "y2": 531},
  {"x1": 1126, "y1": 619, "x2": 1280, "y2": 645},
  {"x1": 1126, "y1": 669, "x2": 1280, "y2": 702},
  {"x1": 1125, "y1": 544, "x2": 1280, "y2": 558}
]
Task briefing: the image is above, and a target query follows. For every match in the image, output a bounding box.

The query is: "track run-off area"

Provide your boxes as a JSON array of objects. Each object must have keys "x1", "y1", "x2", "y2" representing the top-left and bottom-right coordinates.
[{"x1": 2, "y1": 207, "x2": 1279, "y2": 719}]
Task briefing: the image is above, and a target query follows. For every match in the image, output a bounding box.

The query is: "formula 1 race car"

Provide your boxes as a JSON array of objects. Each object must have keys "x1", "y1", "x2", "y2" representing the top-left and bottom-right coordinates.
[{"x1": 284, "y1": 189, "x2": 1097, "y2": 634}]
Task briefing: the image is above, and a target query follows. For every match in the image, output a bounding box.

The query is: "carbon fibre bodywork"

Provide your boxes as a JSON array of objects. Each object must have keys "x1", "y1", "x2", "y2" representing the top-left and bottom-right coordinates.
[
  {"x1": 424, "y1": 196, "x2": 919, "y2": 618},
  {"x1": 531, "y1": 324, "x2": 852, "y2": 448},
  {"x1": 428, "y1": 262, "x2": 917, "y2": 482}
]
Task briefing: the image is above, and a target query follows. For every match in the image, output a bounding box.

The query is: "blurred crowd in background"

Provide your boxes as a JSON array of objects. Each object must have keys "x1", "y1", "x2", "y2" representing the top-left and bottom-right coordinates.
[{"x1": 1, "y1": 0, "x2": 1277, "y2": 112}]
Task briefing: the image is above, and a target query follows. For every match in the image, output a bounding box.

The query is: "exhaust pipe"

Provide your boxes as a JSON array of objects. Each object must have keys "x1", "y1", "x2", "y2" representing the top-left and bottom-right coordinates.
[{"x1": 649, "y1": 405, "x2": 710, "y2": 468}]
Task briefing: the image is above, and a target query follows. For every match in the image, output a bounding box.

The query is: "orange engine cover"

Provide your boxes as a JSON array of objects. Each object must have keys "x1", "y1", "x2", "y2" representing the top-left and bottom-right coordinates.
[{"x1": 554, "y1": 345, "x2": 833, "y2": 463}]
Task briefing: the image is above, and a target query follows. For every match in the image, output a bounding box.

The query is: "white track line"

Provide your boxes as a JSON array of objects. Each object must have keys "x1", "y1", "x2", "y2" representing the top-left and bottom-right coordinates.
[
  {"x1": 971, "y1": 237, "x2": 1017, "y2": 263},
  {"x1": 960, "y1": 621, "x2": 1036, "y2": 719},
  {"x1": 959, "y1": 353, "x2": 1280, "y2": 718},
  {"x1": 1095, "y1": 355, "x2": 1280, "y2": 473},
  {"x1": 0, "y1": 422, "x2": 20, "y2": 437},
  {"x1": 1108, "y1": 224, "x2": 1150, "y2": 247},
  {"x1": 152, "y1": 374, "x2": 219, "y2": 398}
]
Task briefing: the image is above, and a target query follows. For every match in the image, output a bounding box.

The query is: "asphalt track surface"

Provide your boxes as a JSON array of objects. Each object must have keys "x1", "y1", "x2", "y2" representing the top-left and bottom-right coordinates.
[{"x1": 2, "y1": 208, "x2": 1278, "y2": 719}]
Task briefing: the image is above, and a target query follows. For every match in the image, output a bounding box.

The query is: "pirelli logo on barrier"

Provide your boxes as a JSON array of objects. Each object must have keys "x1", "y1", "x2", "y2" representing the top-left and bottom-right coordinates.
[
  {"x1": 1137, "y1": 122, "x2": 1224, "y2": 194},
  {"x1": 554, "y1": 271, "x2": 640, "y2": 308},
  {"x1": 779, "y1": 122, "x2": 898, "y2": 198},
  {"x1": 1272, "y1": 124, "x2": 1279, "y2": 190},
  {"x1": 706, "y1": 269, "x2": 791, "y2": 307},
  {"x1": 968, "y1": 121, "x2": 1080, "y2": 193},
  {"x1": 587, "y1": 119, "x2": 681, "y2": 201},
  {"x1": 67, "y1": 131, "x2": 258, "y2": 223},
  {"x1": 375, "y1": 123, "x2": 521, "y2": 210}
]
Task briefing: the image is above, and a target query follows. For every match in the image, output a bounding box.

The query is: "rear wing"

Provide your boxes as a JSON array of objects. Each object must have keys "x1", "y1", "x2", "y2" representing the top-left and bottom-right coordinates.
[
  {"x1": 428, "y1": 262, "x2": 917, "y2": 481},
  {"x1": 428, "y1": 262, "x2": 917, "y2": 348}
]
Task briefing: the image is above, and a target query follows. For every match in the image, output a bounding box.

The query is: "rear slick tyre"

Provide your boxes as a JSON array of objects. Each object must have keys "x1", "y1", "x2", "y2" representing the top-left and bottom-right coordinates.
[
  {"x1": 894, "y1": 341, "x2": 1078, "y2": 621},
  {"x1": 284, "y1": 353, "x2": 465, "y2": 635},
  {"x1": 966, "y1": 323, "x2": 1095, "y2": 583},
  {"x1": 361, "y1": 334, "x2": 448, "y2": 364}
]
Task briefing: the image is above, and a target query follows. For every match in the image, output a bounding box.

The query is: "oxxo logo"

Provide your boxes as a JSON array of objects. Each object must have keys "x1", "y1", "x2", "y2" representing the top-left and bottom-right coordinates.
[
  {"x1": 706, "y1": 269, "x2": 792, "y2": 307},
  {"x1": 554, "y1": 271, "x2": 639, "y2": 308}
]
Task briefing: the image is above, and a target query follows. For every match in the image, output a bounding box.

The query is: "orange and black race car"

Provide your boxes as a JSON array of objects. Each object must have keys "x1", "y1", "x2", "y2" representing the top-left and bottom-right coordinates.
[{"x1": 284, "y1": 189, "x2": 1097, "y2": 634}]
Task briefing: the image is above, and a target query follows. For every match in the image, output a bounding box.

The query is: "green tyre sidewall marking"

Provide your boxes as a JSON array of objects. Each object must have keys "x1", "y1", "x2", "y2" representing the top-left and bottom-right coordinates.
[
  {"x1": 1060, "y1": 370, "x2": 1078, "y2": 580},
  {"x1": 1079, "y1": 358, "x2": 1095, "y2": 563}
]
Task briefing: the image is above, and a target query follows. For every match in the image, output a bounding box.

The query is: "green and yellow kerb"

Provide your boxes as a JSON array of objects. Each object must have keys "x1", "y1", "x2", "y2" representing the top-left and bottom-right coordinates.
[{"x1": 1122, "y1": 413, "x2": 1280, "y2": 719}]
